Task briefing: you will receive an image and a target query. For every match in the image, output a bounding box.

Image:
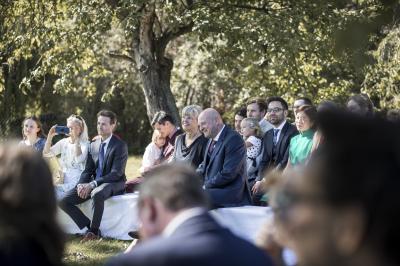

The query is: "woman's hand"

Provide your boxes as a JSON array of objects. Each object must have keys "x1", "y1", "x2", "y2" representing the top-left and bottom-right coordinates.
[
  {"x1": 48, "y1": 125, "x2": 58, "y2": 139},
  {"x1": 43, "y1": 125, "x2": 57, "y2": 156}
]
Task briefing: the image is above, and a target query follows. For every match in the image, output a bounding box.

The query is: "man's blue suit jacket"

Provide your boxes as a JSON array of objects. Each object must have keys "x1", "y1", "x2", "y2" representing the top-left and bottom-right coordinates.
[
  {"x1": 106, "y1": 212, "x2": 273, "y2": 266},
  {"x1": 197, "y1": 126, "x2": 251, "y2": 207},
  {"x1": 78, "y1": 134, "x2": 128, "y2": 186}
]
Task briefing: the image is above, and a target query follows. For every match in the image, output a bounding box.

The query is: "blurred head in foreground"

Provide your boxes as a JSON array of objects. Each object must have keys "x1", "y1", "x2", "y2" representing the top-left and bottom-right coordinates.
[
  {"x1": 0, "y1": 143, "x2": 64, "y2": 266},
  {"x1": 270, "y1": 111, "x2": 400, "y2": 266},
  {"x1": 137, "y1": 163, "x2": 208, "y2": 240}
]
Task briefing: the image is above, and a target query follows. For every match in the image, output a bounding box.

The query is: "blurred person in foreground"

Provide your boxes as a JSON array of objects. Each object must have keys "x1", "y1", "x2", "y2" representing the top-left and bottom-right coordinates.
[
  {"x1": 269, "y1": 110, "x2": 400, "y2": 266},
  {"x1": 386, "y1": 109, "x2": 400, "y2": 122},
  {"x1": 106, "y1": 163, "x2": 273, "y2": 266},
  {"x1": 0, "y1": 143, "x2": 64, "y2": 266}
]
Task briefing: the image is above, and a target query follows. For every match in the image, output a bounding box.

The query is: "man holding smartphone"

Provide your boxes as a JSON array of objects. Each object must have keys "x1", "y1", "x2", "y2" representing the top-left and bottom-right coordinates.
[{"x1": 59, "y1": 110, "x2": 128, "y2": 241}]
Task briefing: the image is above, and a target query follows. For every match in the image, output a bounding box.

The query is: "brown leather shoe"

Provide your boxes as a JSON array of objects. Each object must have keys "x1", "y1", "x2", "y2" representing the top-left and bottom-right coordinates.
[{"x1": 80, "y1": 231, "x2": 100, "y2": 243}]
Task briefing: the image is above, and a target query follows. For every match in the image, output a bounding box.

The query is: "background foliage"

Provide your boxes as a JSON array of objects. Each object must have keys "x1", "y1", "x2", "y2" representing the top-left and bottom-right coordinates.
[{"x1": 1, "y1": 0, "x2": 399, "y2": 153}]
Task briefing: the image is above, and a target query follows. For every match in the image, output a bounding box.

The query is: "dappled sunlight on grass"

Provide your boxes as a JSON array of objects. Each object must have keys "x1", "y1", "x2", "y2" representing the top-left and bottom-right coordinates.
[
  {"x1": 63, "y1": 235, "x2": 130, "y2": 266},
  {"x1": 126, "y1": 155, "x2": 142, "y2": 180}
]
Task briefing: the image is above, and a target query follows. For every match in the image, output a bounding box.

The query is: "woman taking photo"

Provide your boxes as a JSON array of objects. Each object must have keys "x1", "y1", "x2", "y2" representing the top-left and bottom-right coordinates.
[{"x1": 43, "y1": 114, "x2": 89, "y2": 199}]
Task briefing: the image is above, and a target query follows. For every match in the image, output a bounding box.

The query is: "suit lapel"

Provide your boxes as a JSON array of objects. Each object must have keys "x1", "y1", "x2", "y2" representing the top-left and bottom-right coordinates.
[
  {"x1": 275, "y1": 122, "x2": 289, "y2": 152},
  {"x1": 266, "y1": 130, "x2": 274, "y2": 156},
  {"x1": 209, "y1": 127, "x2": 226, "y2": 164}
]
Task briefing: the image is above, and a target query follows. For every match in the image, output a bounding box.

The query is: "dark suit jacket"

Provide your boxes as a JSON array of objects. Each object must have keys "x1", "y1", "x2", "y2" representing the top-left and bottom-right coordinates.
[
  {"x1": 106, "y1": 212, "x2": 273, "y2": 266},
  {"x1": 197, "y1": 126, "x2": 251, "y2": 207},
  {"x1": 79, "y1": 134, "x2": 128, "y2": 186},
  {"x1": 256, "y1": 122, "x2": 298, "y2": 181}
]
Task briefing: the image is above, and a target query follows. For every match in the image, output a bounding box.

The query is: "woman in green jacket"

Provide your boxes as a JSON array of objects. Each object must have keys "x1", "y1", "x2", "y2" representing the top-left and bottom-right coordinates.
[{"x1": 286, "y1": 105, "x2": 317, "y2": 169}]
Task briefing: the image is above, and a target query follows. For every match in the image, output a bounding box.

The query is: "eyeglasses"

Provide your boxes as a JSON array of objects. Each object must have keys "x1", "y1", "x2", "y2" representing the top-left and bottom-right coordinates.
[{"x1": 267, "y1": 107, "x2": 283, "y2": 113}]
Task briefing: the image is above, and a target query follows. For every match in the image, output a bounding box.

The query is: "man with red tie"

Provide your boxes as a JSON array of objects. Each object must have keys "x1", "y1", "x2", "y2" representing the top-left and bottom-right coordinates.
[{"x1": 196, "y1": 108, "x2": 251, "y2": 208}]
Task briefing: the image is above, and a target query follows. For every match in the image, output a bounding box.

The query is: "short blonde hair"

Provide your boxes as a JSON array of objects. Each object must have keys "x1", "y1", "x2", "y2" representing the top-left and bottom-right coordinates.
[
  {"x1": 241, "y1": 117, "x2": 261, "y2": 138},
  {"x1": 181, "y1": 105, "x2": 203, "y2": 119}
]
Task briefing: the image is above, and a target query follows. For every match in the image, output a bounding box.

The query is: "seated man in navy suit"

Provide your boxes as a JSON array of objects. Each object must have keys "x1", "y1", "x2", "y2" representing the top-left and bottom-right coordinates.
[
  {"x1": 196, "y1": 108, "x2": 251, "y2": 208},
  {"x1": 106, "y1": 164, "x2": 273, "y2": 266},
  {"x1": 252, "y1": 97, "x2": 298, "y2": 205},
  {"x1": 59, "y1": 110, "x2": 128, "y2": 241}
]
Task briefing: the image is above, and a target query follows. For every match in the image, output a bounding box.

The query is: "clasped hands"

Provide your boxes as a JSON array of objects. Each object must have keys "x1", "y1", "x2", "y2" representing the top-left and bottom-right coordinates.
[{"x1": 77, "y1": 183, "x2": 93, "y2": 199}]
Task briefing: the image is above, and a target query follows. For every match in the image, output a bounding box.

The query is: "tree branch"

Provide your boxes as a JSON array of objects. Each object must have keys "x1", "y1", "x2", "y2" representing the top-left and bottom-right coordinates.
[
  {"x1": 158, "y1": 22, "x2": 194, "y2": 55},
  {"x1": 107, "y1": 50, "x2": 135, "y2": 63},
  {"x1": 139, "y1": 4, "x2": 156, "y2": 56}
]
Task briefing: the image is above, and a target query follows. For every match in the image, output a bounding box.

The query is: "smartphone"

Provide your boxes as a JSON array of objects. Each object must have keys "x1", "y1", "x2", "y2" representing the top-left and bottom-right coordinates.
[{"x1": 55, "y1": 126, "x2": 70, "y2": 135}]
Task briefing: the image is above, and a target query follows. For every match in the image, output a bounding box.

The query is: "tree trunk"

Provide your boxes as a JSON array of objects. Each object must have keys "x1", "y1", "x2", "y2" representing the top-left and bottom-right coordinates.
[
  {"x1": 107, "y1": 2, "x2": 194, "y2": 125},
  {"x1": 139, "y1": 55, "x2": 180, "y2": 125},
  {"x1": 127, "y1": 4, "x2": 193, "y2": 126}
]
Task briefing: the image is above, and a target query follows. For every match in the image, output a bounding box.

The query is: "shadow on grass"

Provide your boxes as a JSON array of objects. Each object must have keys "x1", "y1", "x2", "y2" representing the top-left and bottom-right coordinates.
[{"x1": 63, "y1": 235, "x2": 130, "y2": 266}]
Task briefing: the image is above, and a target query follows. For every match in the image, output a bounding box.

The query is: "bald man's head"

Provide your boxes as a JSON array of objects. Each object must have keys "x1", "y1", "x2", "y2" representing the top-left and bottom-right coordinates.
[{"x1": 198, "y1": 108, "x2": 224, "y2": 139}]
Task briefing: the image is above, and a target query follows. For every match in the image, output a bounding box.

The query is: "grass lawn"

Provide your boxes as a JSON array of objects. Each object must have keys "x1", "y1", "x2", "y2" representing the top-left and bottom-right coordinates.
[{"x1": 63, "y1": 155, "x2": 141, "y2": 266}]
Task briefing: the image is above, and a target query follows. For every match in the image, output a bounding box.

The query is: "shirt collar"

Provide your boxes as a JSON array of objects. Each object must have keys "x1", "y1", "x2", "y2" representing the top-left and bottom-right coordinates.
[
  {"x1": 167, "y1": 127, "x2": 178, "y2": 139},
  {"x1": 162, "y1": 207, "x2": 206, "y2": 237},
  {"x1": 213, "y1": 125, "x2": 225, "y2": 142},
  {"x1": 101, "y1": 134, "x2": 112, "y2": 146},
  {"x1": 274, "y1": 120, "x2": 287, "y2": 130}
]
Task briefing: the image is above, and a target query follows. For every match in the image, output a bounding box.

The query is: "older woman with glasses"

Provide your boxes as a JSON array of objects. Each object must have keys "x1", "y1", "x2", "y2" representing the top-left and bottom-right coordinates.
[
  {"x1": 43, "y1": 114, "x2": 90, "y2": 199},
  {"x1": 171, "y1": 105, "x2": 208, "y2": 169}
]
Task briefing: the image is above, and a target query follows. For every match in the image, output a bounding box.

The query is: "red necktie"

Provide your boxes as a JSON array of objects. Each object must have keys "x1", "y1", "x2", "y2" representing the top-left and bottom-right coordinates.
[{"x1": 208, "y1": 140, "x2": 216, "y2": 155}]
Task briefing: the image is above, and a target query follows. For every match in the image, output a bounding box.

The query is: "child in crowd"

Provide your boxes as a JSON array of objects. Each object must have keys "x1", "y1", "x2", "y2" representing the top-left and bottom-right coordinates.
[
  {"x1": 139, "y1": 130, "x2": 166, "y2": 175},
  {"x1": 241, "y1": 118, "x2": 262, "y2": 185}
]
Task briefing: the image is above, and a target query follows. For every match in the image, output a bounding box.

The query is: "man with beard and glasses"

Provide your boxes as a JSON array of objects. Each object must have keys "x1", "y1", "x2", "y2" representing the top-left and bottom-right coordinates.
[{"x1": 252, "y1": 97, "x2": 297, "y2": 205}]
